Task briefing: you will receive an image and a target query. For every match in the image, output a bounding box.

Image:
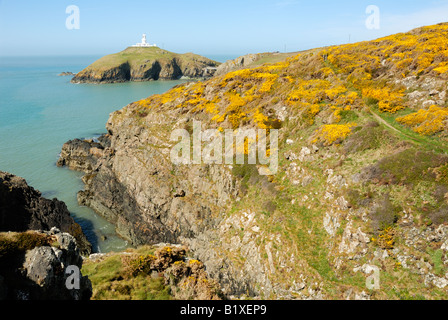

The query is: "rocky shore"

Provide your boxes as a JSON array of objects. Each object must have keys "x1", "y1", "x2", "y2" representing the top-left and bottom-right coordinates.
[{"x1": 56, "y1": 128, "x2": 255, "y2": 296}]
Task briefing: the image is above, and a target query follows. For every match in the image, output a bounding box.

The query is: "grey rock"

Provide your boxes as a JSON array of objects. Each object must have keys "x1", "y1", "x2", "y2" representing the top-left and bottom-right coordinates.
[
  {"x1": 1, "y1": 230, "x2": 92, "y2": 300},
  {"x1": 215, "y1": 54, "x2": 261, "y2": 76},
  {"x1": 0, "y1": 171, "x2": 91, "y2": 255}
]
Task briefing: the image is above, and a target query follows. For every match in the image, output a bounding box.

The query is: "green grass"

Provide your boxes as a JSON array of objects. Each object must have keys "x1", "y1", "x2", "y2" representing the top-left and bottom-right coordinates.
[
  {"x1": 427, "y1": 248, "x2": 445, "y2": 276},
  {"x1": 82, "y1": 248, "x2": 172, "y2": 300},
  {"x1": 371, "y1": 109, "x2": 448, "y2": 154},
  {"x1": 84, "y1": 47, "x2": 220, "y2": 72},
  {"x1": 248, "y1": 51, "x2": 303, "y2": 67}
]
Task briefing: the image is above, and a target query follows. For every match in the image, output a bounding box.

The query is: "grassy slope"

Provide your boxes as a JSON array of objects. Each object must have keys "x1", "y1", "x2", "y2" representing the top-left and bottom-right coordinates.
[
  {"x1": 83, "y1": 47, "x2": 220, "y2": 72},
  {"x1": 82, "y1": 246, "x2": 172, "y2": 300}
]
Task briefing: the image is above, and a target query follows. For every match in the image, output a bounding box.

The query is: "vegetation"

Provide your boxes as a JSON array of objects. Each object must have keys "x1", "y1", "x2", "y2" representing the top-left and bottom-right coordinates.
[
  {"x1": 82, "y1": 47, "x2": 220, "y2": 72},
  {"x1": 82, "y1": 246, "x2": 222, "y2": 300},
  {"x1": 0, "y1": 231, "x2": 53, "y2": 259},
  {"x1": 82, "y1": 248, "x2": 172, "y2": 300}
]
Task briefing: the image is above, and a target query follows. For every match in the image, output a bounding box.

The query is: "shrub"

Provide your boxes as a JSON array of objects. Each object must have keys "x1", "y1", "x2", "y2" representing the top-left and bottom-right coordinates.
[
  {"x1": 122, "y1": 254, "x2": 155, "y2": 277},
  {"x1": 429, "y1": 206, "x2": 448, "y2": 225},
  {"x1": 312, "y1": 123, "x2": 357, "y2": 146},
  {"x1": 0, "y1": 232, "x2": 52, "y2": 259},
  {"x1": 343, "y1": 122, "x2": 395, "y2": 153},
  {"x1": 371, "y1": 226, "x2": 396, "y2": 249},
  {"x1": 360, "y1": 148, "x2": 448, "y2": 185},
  {"x1": 369, "y1": 194, "x2": 400, "y2": 234},
  {"x1": 396, "y1": 105, "x2": 448, "y2": 135}
]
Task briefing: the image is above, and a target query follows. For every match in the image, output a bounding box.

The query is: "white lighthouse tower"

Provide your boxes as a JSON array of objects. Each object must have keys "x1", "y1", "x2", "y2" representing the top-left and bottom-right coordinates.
[{"x1": 133, "y1": 34, "x2": 157, "y2": 47}]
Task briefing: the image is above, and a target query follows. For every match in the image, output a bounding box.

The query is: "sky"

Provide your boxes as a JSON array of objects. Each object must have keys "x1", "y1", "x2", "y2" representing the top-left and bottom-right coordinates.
[{"x1": 1, "y1": 0, "x2": 448, "y2": 57}]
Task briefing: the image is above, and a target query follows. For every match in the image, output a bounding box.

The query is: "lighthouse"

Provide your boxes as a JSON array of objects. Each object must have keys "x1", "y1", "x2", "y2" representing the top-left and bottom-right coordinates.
[{"x1": 133, "y1": 34, "x2": 157, "y2": 48}]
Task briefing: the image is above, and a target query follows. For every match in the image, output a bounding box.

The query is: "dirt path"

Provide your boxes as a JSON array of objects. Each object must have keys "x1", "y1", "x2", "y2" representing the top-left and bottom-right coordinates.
[
  {"x1": 370, "y1": 110, "x2": 448, "y2": 153},
  {"x1": 370, "y1": 111, "x2": 402, "y2": 135}
]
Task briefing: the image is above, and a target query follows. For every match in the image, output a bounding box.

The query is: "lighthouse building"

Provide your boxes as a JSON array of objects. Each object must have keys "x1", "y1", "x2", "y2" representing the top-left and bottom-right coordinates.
[{"x1": 132, "y1": 34, "x2": 157, "y2": 47}]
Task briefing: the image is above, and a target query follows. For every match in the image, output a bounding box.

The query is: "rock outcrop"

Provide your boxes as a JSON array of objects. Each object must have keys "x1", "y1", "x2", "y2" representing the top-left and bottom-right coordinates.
[
  {"x1": 71, "y1": 47, "x2": 220, "y2": 84},
  {"x1": 0, "y1": 171, "x2": 91, "y2": 255},
  {"x1": 214, "y1": 51, "x2": 301, "y2": 76},
  {"x1": 0, "y1": 228, "x2": 92, "y2": 300},
  {"x1": 58, "y1": 72, "x2": 75, "y2": 76},
  {"x1": 215, "y1": 53, "x2": 262, "y2": 76},
  {"x1": 57, "y1": 133, "x2": 237, "y2": 247}
]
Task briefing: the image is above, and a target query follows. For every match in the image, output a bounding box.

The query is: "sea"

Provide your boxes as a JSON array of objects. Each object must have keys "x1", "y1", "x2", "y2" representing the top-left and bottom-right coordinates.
[{"x1": 0, "y1": 54, "x2": 236, "y2": 253}]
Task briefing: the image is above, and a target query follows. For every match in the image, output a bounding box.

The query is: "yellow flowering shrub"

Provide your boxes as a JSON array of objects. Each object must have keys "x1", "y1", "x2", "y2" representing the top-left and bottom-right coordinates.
[
  {"x1": 325, "y1": 85, "x2": 347, "y2": 100},
  {"x1": 362, "y1": 87, "x2": 404, "y2": 113},
  {"x1": 287, "y1": 79, "x2": 332, "y2": 104},
  {"x1": 122, "y1": 254, "x2": 156, "y2": 277},
  {"x1": 332, "y1": 108, "x2": 342, "y2": 123},
  {"x1": 254, "y1": 73, "x2": 279, "y2": 93},
  {"x1": 434, "y1": 62, "x2": 448, "y2": 74},
  {"x1": 132, "y1": 22, "x2": 448, "y2": 138},
  {"x1": 235, "y1": 136, "x2": 256, "y2": 155},
  {"x1": 253, "y1": 108, "x2": 270, "y2": 129},
  {"x1": 371, "y1": 226, "x2": 395, "y2": 250},
  {"x1": 136, "y1": 85, "x2": 187, "y2": 108},
  {"x1": 312, "y1": 123, "x2": 357, "y2": 146},
  {"x1": 396, "y1": 105, "x2": 448, "y2": 135}
]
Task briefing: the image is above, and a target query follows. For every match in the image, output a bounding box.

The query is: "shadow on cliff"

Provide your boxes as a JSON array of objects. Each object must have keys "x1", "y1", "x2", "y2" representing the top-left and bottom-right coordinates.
[{"x1": 70, "y1": 215, "x2": 99, "y2": 253}]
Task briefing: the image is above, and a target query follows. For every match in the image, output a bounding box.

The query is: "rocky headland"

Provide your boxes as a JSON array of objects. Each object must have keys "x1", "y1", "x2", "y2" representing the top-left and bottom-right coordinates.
[
  {"x1": 71, "y1": 47, "x2": 221, "y2": 84},
  {"x1": 59, "y1": 23, "x2": 448, "y2": 300}
]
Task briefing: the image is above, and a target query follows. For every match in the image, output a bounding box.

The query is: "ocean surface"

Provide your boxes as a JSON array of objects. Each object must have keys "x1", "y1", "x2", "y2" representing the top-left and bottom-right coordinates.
[{"x1": 0, "y1": 54, "x2": 236, "y2": 253}]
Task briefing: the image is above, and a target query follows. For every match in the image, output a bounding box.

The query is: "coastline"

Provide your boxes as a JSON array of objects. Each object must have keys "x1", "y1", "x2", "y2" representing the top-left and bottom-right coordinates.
[{"x1": 0, "y1": 55, "x2": 193, "y2": 253}]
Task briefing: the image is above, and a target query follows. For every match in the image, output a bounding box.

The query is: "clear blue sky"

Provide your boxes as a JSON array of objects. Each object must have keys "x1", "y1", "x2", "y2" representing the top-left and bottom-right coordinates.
[{"x1": 1, "y1": 0, "x2": 448, "y2": 57}]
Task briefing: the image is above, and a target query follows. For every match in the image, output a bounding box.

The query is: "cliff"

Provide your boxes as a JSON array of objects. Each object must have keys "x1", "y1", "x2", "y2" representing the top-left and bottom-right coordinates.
[
  {"x1": 0, "y1": 171, "x2": 91, "y2": 255},
  {"x1": 60, "y1": 23, "x2": 448, "y2": 299},
  {"x1": 71, "y1": 47, "x2": 221, "y2": 84}
]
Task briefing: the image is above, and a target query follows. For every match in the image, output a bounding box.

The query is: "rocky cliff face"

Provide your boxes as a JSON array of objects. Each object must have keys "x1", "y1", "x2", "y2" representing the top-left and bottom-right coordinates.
[
  {"x1": 57, "y1": 112, "x2": 259, "y2": 296},
  {"x1": 0, "y1": 228, "x2": 92, "y2": 300},
  {"x1": 0, "y1": 171, "x2": 91, "y2": 255},
  {"x1": 59, "y1": 24, "x2": 448, "y2": 299},
  {"x1": 71, "y1": 47, "x2": 220, "y2": 84},
  {"x1": 214, "y1": 53, "x2": 262, "y2": 76}
]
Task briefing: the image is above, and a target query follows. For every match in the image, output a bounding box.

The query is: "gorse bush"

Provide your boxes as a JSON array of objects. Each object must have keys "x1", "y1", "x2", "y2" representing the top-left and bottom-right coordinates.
[
  {"x1": 371, "y1": 226, "x2": 396, "y2": 250},
  {"x1": 122, "y1": 254, "x2": 156, "y2": 277},
  {"x1": 312, "y1": 124, "x2": 357, "y2": 146},
  {"x1": 396, "y1": 105, "x2": 448, "y2": 135}
]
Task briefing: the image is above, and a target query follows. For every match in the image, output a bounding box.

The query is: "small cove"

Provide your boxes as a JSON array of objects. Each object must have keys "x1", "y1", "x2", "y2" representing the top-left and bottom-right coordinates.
[{"x1": 0, "y1": 55, "x2": 235, "y2": 252}]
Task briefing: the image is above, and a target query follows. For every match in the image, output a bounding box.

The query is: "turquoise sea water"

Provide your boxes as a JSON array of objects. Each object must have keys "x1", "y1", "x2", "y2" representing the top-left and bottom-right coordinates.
[{"x1": 0, "y1": 54, "x2": 235, "y2": 253}]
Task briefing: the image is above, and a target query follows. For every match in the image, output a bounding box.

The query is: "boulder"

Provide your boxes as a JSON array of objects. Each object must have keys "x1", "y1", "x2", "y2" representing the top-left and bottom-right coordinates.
[{"x1": 0, "y1": 229, "x2": 92, "y2": 300}]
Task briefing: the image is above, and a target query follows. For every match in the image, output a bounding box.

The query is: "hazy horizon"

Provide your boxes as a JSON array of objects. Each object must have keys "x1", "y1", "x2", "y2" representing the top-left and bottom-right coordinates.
[{"x1": 1, "y1": 0, "x2": 448, "y2": 57}]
